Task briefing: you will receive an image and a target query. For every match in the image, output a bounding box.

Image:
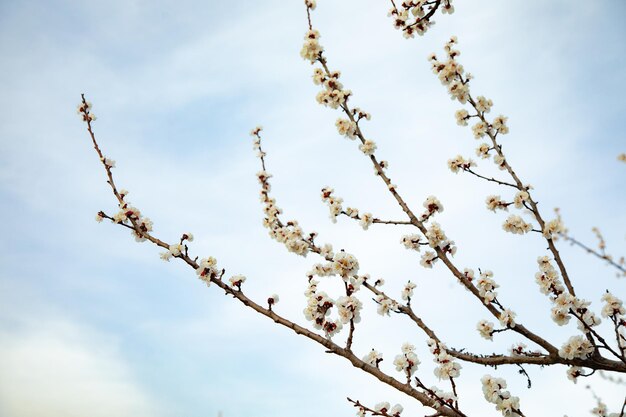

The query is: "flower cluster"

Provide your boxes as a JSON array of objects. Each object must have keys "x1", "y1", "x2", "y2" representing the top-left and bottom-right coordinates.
[
  {"x1": 472, "y1": 121, "x2": 489, "y2": 139},
  {"x1": 362, "y1": 349, "x2": 383, "y2": 368},
  {"x1": 336, "y1": 118, "x2": 358, "y2": 139},
  {"x1": 535, "y1": 256, "x2": 565, "y2": 296},
  {"x1": 228, "y1": 274, "x2": 246, "y2": 289},
  {"x1": 359, "y1": 139, "x2": 377, "y2": 156},
  {"x1": 509, "y1": 342, "x2": 537, "y2": 357},
  {"x1": 339, "y1": 206, "x2": 374, "y2": 231},
  {"x1": 421, "y1": 195, "x2": 443, "y2": 220},
  {"x1": 447, "y1": 154, "x2": 475, "y2": 173},
  {"x1": 429, "y1": 37, "x2": 468, "y2": 103},
  {"x1": 336, "y1": 295, "x2": 363, "y2": 324},
  {"x1": 359, "y1": 212, "x2": 374, "y2": 230},
  {"x1": 558, "y1": 335, "x2": 594, "y2": 360},
  {"x1": 589, "y1": 399, "x2": 621, "y2": 417},
  {"x1": 493, "y1": 154, "x2": 507, "y2": 170},
  {"x1": 476, "y1": 269, "x2": 499, "y2": 303},
  {"x1": 419, "y1": 251, "x2": 438, "y2": 269},
  {"x1": 373, "y1": 402, "x2": 403, "y2": 417},
  {"x1": 376, "y1": 294, "x2": 399, "y2": 316},
  {"x1": 307, "y1": 20, "x2": 383, "y2": 166},
  {"x1": 425, "y1": 387, "x2": 457, "y2": 408},
  {"x1": 109, "y1": 197, "x2": 154, "y2": 243},
  {"x1": 476, "y1": 142, "x2": 491, "y2": 159},
  {"x1": 77, "y1": 100, "x2": 97, "y2": 122},
  {"x1": 542, "y1": 217, "x2": 565, "y2": 239},
  {"x1": 477, "y1": 319, "x2": 495, "y2": 340},
  {"x1": 332, "y1": 251, "x2": 360, "y2": 277},
  {"x1": 252, "y1": 129, "x2": 312, "y2": 257},
  {"x1": 321, "y1": 186, "x2": 343, "y2": 223},
  {"x1": 195, "y1": 256, "x2": 218, "y2": 287},
  {"x1": 393, "y1": 342, "x2": 420, "y2": 378},
  {"x1": 313, "y1": 67, "x2": 352, "y2": 109},
  {"x1": 300, "y1": 29, "x2": 323, "y2": 63},
  {"x1": 304, "y1": 253, "x2": 364, "y2": 337},
  {"x1": 303, "y1": 283, "x2": 339, "y2": 335},
  {"x1": 251, "y1": 126, "x2": 265, "y2": 158},
  {"x1": 427, "y1": 339, "x2": 462, "y2": 380},
  {"x1": 425, "y1": 222, "x2": 456, "y2": 256},
  {"x1": 499, "y1": 309, "x2": 516, "y2": 328},
  {"x1": 485, "y1": 195, "x2": 509, "y2": 212},
  {"x1": 535, "y1": 257, "x2": 602, "y2": 331},
  {"x1": 566, "y1": 366, "x2": 584, "y2": 383},
  {"x1": 481, "y1": 375, "x2": 522, "y2": 417},
  {"x1": 400, "y1": 281, "x2": 417, "y2": 301},
  {"x1": 502, "y1": 215, "x2": 532, "y2": 235},
  {"x1": 601, "y1": 292, "x2": 625, "y2": 318},
  {"x1": 401, "y1": 234, "x2": 423, "y2": 251},
  {"x1": 388, "y1": 1, "x2": 454, "y2": 39},
  {"x1": 430, "y1": 38, "x2": 512, "y2": 178}
]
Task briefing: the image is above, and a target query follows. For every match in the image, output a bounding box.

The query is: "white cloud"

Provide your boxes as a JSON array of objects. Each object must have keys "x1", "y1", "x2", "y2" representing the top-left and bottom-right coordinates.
[{"x1": 0, "y1": 317, "x2": 162, "y2": 417}]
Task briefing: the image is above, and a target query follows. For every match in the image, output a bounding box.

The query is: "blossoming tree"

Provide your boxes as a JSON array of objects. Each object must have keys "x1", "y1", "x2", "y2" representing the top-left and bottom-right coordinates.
[{"x1": 79, "y1": 1, "x2": 625, "y2": 416}]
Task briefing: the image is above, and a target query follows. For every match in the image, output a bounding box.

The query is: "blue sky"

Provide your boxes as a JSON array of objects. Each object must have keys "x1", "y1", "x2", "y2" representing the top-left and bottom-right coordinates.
[{"x1": 1, "y1": 1, "x2": 625, "y2": 416}]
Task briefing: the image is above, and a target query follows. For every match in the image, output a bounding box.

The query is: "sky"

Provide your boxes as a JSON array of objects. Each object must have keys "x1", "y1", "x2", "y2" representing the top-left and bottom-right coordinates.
[{"x1": 0, "y1": 0, "x2": 625, "y2": 416}]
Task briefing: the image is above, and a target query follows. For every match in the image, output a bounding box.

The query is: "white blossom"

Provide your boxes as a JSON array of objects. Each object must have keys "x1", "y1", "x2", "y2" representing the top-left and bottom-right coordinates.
[
  {"x1": 455, "y1": 109, "x2": 469, "y2": 126},
  {"x1": 300, "y1": 30, "x2": 323, "y2": 62},
  {"x1": 362, "y1": 349, "x2": 383, "y2": 367},
  {"x1": 601, "y1": 292, "x2": 625, "y2": 318},
  {"x1": 558, "y1": 335, "x2": 594, "y2": 360},
  {"x1": 477, "y1": 320, "x2": 495, "y2": 340},
  {"x1": 481, "y1": 375, "x2": 522, "y2": 417},
  {"x1": 401, "y1": 234, "x2": 422, "y2": 251},
  {"x1": 422, "y1": 195, "x2": 443, "y2": 218},
  {"x1": 566, "y1": 366, "x2": 583, "y2": 383},
  {"x1": 420, "y1": 251, "x2": 437, "y2": 268},
  {"x1": 493, "y1": 154, "x2": 507, "y2": 170},
  {"x1": 389, "y1": 404, "x2": 404, "y2": 417},
  {"x1": 393, "y1": 343, "x2": 420, "y2": 377},
  {"x1": 427, "y1": 339, "x2": 462, "y2": 380},
  {"x1": 359, "y1": 139, "x2": 377, "y2": 155},
  {"x1": 196, "y1": 256, "x2": 218, "y2": 286},
  {"x1": 229, "y1": 274, "x2": 246, "y2": 288},
  {"x1": 477, "y1": 270, "x2": 499, "y2": 303},
  {"x1": 476, "y1": 142, "x2": 491, "y2": 159},
  {"x1": 447, "y1": 154, "x2": 475, "y2": 173},
  {"x1": 493, "y1": 115, "x2": 509, "y2": 134},
  {"x1": 502, "y1": 215, "x2": 532, "y2": 235},
  {"x1": 401, "y1": 281, "x2": 417, "y2": 301},
  {"x1": 359, "y1": 212, "x2": 374, "y2": 230},
  {"x1": 374, "y1": 402, "x2": 390, "y2": 413},
  {"x1": 425, "y1": 222, "x2": 447, "y2": 248},
  {"x1": 332, "y1": 251, "x2": 360, "y2": 276},
  {"x1": 499, "y1": 309, "x2": 516, "y2": 328},
  {"x1": 336, "y1": 295, "x2": 362, "y2": 324},
  {"x1": 268, "y1": 293, "x2": 280, "y2": 305},
  {"x1": 542, "y1": 218, "x2": 565, "y2": 239},
  {"x1": 336, "y1": 118, "x2": 357, "y2": 139},
  {"x1": 376, "y1": 294, "x2": 398, "y2": 316},
  {"x1": 472, "y1": 121, "x2": 488, "y2": 138},
  {"x1": 322, "y1": 319, "x2": 342, "y2": 338},
  {"x1": 475, "y1": 96, "x2": 493, "y2": 113},
  {"x1": 486, "y1": 195, "x2": 508, "y2": 212},
  {"x1": 513, "y1": 191, "x2": 529, "y2": 209}
]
